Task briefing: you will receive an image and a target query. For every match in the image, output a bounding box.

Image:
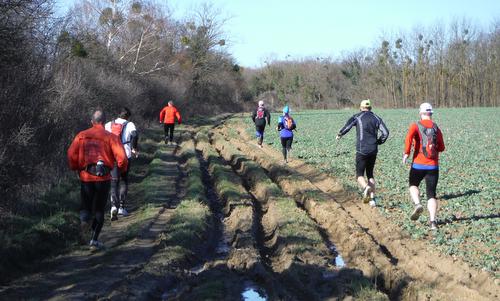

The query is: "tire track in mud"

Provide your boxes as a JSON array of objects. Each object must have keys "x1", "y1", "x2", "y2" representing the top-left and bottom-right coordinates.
[
  {"x1": 208, "y1": 130, "x2": 389, "y2": 300},
  {"x1": 194, "y1": 130, "x2": 292, "y2": 300},
  {"x1": 219, "y1": 121, "x2": 500, "y2": 301}
]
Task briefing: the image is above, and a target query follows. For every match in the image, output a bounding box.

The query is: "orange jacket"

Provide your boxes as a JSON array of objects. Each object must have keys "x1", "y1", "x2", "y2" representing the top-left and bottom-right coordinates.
[
  {"x1": 67, "y1": 124, "x2": 128, "y2": 182},
  {"x1": 404, "y1": 119, "x2": 445, "y2": 166},
  {"x1": 159, "y1": 105, "x2": 182, "y2": 124}
]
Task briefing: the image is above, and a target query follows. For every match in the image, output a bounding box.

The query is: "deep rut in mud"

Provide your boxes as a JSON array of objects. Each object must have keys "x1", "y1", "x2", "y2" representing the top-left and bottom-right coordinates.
[
  {"x1": 205, "y1": 129, "x2": 389, "y2": 300},
  {"x1": 214, "y1": 119, "x2": 500, "y2": 301}
]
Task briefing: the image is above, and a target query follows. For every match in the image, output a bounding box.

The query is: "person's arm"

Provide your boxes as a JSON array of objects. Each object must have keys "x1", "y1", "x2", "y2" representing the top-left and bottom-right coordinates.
[
  {"x1": 377, "y1": 119, "x2": 389, "y2": 144},
  {"x1": 159, "y1": 107, "x2": 165, "y2": 123},
  {"x1": 436, "y1": 127, "x2": 445, "y2": 152},
  {"x1": 67, "y1": 134, "x2": 81, "y2": 170},
  {"x1": 337, "y1": 115, "x2": 356, "y2": 139},
  {"x1": 266, "y1": 110, "x2": 271, "y2": 126},
  {"x1": 291, "y1": 119, "x2": 296, "y2": 130},
  {"x1": 277, "y1": 117, "x2": 283, "y2": 131},
  {"x1": 251, "y1": 110, "x2": 256, "y2": 123},
  {"x1": 111, "y1": 135, "x2": 128, "y2": 173},
  {"x1": 175, "y1": 109, "x2": 182, "y2": 124},
  {"x1": 402, "y1": 123, "x2": 416, "y2": 164}
]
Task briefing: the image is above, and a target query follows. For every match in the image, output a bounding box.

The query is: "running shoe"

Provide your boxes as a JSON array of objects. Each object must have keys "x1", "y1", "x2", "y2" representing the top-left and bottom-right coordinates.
[
  {"x1": 362, "y1": 186, "x2": 371, "y2": 203},
  {"x1": 118, "y1": 207, "x2": 129, "y2": 216},
  {"x1": 369, "y1": 199, "x2": 377, "y2": 207},
  {"x1": 429, "y1": 221, "x2": 438, "y2": 230},
  {"x1": 110, "y1": 206, "x2": 118, "y2": 221},
  {"x1": 410, "y1": 204, "x2": 424, "y2": 221},
  {"x1": 89, "y1": 240, "x2": 105, "y2": 250}
]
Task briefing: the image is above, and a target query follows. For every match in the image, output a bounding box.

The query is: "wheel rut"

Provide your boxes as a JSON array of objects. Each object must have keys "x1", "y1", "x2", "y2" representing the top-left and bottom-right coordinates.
[
  {"x1": 208, "y1": 129, "x2": 389, "y2": 300},
  {"x1": 218, "y1": 119, "x2": 500, "y2": 301}
]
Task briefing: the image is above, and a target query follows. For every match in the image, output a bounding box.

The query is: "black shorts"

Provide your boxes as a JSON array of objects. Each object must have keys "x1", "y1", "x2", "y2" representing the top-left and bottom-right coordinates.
[
  {"x1": 280, "y1": 137, "x2": 293, "y2": 149},
  {"x1": 409, "y1": 168, "x2": 439, "y2": 199},
  {"x1": 355, "y1": 153, "x2": 377, "y2": 178}
]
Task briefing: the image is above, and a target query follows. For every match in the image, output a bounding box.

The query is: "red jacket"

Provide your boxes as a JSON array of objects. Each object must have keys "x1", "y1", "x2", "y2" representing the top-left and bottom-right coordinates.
[
  {"x1": 404, "y1": 119, "x2": 445, "y2": 166},
  {"x1": 67, "y1": 124, "x2": 128, "y2": 182},
  {"x1": 159, "y1": 105, "x2": 182, "y2": 124}
]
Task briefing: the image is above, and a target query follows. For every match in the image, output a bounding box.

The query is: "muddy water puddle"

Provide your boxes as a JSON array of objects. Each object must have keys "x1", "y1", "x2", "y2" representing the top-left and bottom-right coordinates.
[{"x1": 242, "y1": 281, "x2": 268, "y2": 301}]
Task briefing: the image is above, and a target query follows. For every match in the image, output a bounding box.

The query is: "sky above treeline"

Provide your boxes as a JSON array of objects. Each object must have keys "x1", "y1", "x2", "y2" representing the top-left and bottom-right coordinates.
[{"x1": 56, "y1": 0, "x2": 500, "y2": 68}]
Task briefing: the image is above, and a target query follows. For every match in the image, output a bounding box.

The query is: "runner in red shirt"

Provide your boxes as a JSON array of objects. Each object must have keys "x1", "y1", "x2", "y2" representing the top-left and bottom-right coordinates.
[
  {"x1": 68, "y1": 110, "x2": 128, "y2": 249},
  {"x1": 402, "y1": 103, "x2": 445, "y2": 230},
  {"x1": 159, "y1": 101, "x2": 182, "y2": 145}
]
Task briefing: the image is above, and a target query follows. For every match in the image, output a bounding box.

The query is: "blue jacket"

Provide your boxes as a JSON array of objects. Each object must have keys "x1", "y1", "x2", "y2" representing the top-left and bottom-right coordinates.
[{"x1": 278, "y1": 115, "x2": 296, "y2": 138}]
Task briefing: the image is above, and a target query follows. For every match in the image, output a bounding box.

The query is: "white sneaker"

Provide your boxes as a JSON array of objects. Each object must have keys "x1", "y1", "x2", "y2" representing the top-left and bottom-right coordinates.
[
  {"x1": 369, "y1": 199, "x2": 376, "y2": 207},
  {"x1": 110, "y1": 206, "x2": 118, "y2": 220},
  {"x1": 411, "y1": 204, "x2": 424, "y2": 221},
  {"x1": 362, "y1": 186, "x2": 371, "y2": 203},
  {"x1": 118, "y1": 207, "x2": 129, "y2": 216},
  {"x1": 89, "y1": 240, "x2": 104, "y2": 250}
]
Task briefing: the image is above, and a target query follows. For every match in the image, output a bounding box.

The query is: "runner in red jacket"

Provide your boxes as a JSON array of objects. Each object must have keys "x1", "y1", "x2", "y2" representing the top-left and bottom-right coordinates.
[
  {"x1": 159, "y1": 101, "x2": 182, "y2": 145},
  {"x1": 68, "y1": 110, "x2": 128, "y2": 249},
  {"x1": 402, "y1": 103, "x2": 445, "y2": 230}
]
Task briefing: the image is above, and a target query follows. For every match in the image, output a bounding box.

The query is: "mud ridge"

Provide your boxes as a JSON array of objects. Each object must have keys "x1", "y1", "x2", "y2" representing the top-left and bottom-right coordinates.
[
  {"x1": 221, "y1": 120, "x2": 500, "y2": 301},
  {"x1": 210, "y1": 130, "x2": 390, "y2": 300}
]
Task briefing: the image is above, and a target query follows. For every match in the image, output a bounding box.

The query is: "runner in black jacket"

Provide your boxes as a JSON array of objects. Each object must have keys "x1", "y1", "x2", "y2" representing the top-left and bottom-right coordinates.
[
  {"x1": 336, "y1": 99, "x2": 389, "y2": 206},
  {"x1": 252, "y1": 100, "x2": 271, "y2": 148}
]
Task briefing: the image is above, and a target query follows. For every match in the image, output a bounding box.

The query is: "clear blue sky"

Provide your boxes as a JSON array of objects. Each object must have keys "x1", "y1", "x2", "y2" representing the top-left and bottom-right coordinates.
[{"x1": 56, "y1": 0, "x2": 500, "y2": 67}]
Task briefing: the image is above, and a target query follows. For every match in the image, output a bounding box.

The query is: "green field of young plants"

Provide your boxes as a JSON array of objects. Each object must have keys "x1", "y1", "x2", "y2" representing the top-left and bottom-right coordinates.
[{"x1": 250, "y1": 107, "x2": 499, "y2": 276}]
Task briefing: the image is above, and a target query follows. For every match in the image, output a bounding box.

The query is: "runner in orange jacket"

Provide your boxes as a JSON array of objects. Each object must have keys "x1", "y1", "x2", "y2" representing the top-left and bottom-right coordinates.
[
  {"x1": 68, "y1": 110, "x2": 128, "y2": 249},
  {"x1": 159, "y1": 100, "x2": 182, "y2": 145},
  {"x1": 402, "y1": 103, "x2": 445, "y2": 230}
]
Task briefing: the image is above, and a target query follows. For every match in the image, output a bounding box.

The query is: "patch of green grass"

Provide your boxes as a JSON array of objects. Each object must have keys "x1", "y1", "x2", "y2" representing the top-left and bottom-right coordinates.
[{"x1": 348, "y1": 277, "x2": 389, "y2": 301}]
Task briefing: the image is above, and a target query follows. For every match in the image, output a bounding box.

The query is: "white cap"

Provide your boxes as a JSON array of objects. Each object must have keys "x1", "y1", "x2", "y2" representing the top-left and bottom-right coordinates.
[
  {"x1": 419, "y1": 102, "x2": 434, "y2": 114},
  {"x1": 258, "y1": 100, "x2": 264, "y2": 107}
]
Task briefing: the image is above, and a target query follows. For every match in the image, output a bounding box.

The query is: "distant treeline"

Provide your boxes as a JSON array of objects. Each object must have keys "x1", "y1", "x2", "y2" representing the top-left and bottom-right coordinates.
[
  {"x1": 0, "y1": 0, "x2": 245, "y2": 213},
  {"x1": 244, "y1": 20, "x2": 500, "y2": 109}
]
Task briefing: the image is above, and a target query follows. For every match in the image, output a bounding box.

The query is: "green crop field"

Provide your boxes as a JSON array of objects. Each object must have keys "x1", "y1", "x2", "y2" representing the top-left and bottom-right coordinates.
[{"x1": 246, "y1": 107, "x2": 500, "y2": 276}]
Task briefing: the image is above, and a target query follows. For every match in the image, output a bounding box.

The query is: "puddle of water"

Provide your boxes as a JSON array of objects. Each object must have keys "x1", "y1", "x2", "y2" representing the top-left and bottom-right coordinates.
[
  {"x1": 335, "y1": 255, "x2": 346, "y2": 267},
  {"x1": 215, "y1": 239, "x2": 230, "y2": 255},
  {"x1": 328, "y1": 244, "x2": 346, "y2": 268},
  {"x1": 189, "y1": 263, "x2": 206, "y2": 275},
  {"x1": 242, "y1": 282, "x2": 268, "y2": 301}
]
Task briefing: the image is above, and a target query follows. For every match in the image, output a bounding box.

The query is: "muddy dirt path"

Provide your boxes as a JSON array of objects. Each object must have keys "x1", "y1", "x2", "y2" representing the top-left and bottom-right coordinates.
[
  {"x1": 201, "y1": 128, "x2": 389, "y2": 300},
  {"x1": 216, "y1": 119, "x2": 500, "y2": 301},
  {"x1": 0, "y1": 134, "x2": 189, "y2": 300}
]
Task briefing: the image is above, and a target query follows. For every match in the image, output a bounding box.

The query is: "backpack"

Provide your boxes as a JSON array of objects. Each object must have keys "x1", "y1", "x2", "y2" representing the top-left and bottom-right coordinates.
[
  {"x1": 256, "y1": 107, "x2": 265, "y2": 119},
  {"x1": 110, "y1": 120, "x2": 128, "y2": 144},
  {"x1": 283, "y1": 115, "x2": 294, "y2": 130},
  {"x1": 417, "y1": 121, "x2": 438, "y2": 159}
]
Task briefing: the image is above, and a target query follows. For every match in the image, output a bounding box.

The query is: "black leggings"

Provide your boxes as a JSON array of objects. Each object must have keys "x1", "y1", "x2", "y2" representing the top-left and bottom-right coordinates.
[
  {"x1": 280, "y1": 137, "x2": 293, "y2": 160},
  {"x1": 409, "y1": 168, "x2": 439, "y2": 199},
  {"x1": 355, "y1": 153, "x2": 377, "y2": 178},
  {"x1": 80, "y1": 181, "x2": 110, "y2": 241},
  {"x1": 256, "y1": 125, "x2": 265, "y2": 145},
  {"x1": 164, "y1": 123, "x2": 175, "y2": 142},
  {"x1": 110, "y1": 161, "x2": 130, "y2": 208}
]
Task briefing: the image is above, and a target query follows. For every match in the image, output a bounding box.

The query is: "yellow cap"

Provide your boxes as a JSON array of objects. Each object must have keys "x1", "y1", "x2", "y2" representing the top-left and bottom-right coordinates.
[{"x1": 360, "y1": 99, "x2": 371, "y2": 108}]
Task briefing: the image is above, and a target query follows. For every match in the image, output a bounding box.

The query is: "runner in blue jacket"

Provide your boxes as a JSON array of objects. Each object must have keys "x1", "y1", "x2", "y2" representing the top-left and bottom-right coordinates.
[{"x1": 277, "y1": 106, "x2": 296, "y2": 163}]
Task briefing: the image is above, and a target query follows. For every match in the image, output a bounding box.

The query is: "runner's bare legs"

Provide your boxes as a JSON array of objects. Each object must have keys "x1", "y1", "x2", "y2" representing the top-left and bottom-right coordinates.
[{"x1": 427, "y1": 198, "x2": 438, "y2": 221}]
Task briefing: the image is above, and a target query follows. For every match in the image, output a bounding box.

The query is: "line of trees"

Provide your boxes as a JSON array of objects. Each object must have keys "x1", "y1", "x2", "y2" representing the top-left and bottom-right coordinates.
[
  {"x1": 245, "y1": 20, "x2": 500, "y2": 109},
  {"x1": 0, "y1": 0, "x2": 246, "y2": 213}
]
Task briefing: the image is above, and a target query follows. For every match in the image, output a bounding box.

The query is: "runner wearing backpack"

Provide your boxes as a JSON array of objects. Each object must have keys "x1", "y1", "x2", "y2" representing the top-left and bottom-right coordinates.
[
  {"x1": 105, "y1": 107, "x2": 139, "y2": 220},
  {"x1": 68, "y1": 110, "x2": 128, "y2": 249},
  {"x1": 403, "y1": 103, "x2": 445, "y2": 230},
  {"x1": 277, "y1": 105, "x2": 296, "y2": 163},
  {"x1": 251, "y1": 100, "x2": 271, "y2": 148},
  {"x1": 336, "y1": 100, "x2": 389, "y2": 207}
]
